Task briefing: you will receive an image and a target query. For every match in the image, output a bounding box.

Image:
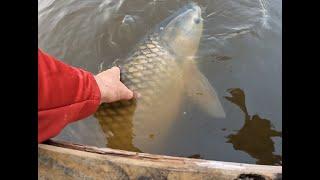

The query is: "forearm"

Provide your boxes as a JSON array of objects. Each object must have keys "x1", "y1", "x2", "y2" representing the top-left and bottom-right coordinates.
[{"x1": 38, "y1": 49, "x2": 101, "y2": 143}]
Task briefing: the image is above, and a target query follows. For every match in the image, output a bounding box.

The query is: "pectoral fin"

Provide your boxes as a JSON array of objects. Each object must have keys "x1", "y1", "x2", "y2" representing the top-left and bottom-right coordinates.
[{"x1": 183, "y1": 61, "x2": 226, "y2": 118}]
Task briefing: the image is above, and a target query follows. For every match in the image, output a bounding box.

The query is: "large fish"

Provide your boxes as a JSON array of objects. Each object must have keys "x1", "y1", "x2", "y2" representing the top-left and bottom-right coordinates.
[{"x1": 94, "y1": 3, "x2": 225, "y2": 152}]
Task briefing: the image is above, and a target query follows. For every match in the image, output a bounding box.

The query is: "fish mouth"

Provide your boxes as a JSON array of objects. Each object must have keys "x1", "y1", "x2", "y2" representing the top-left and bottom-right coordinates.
[
  {"x1": 155, "y1": 2, "x2": 202, "y2": 31},
  {"x1": 188, "y1": 2, "x2": 202, "y2": 14},
  {"x1": 187, "y1": 3, "x2": 203, "y2": 24}
]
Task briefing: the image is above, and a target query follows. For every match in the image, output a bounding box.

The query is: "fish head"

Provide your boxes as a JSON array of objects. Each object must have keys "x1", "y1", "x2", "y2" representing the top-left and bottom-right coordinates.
[{"x1": 160, "y1": 3, "x2": 203, "y2": 58}]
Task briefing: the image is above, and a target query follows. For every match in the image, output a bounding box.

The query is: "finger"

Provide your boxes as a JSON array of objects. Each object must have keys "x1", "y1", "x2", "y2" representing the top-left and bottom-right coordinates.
[{"x1": 118, "y1": 83, "x2": 134, "y2": 100}]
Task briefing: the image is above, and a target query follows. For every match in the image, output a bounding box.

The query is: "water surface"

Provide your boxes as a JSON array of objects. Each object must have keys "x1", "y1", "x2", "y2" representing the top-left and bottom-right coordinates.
[{"x1": 38, "y1": 0, "x2": 282, "y2": 165}]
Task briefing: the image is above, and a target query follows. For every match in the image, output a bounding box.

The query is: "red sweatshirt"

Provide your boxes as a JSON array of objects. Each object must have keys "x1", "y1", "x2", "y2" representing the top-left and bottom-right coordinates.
[{"x1": 38, "y1": 49, "x2": 101, "y2": 143}]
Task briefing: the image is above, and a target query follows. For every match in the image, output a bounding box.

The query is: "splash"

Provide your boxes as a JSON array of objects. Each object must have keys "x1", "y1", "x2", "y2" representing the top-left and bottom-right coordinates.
[{"x1": 259, "y1": 0, "x2": 271, "y2": 29}]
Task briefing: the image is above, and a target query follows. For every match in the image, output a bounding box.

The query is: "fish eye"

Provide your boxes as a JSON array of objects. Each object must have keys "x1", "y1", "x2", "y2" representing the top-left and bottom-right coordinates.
[{"x1": 194, "y1": 18, "x2": 200, "y2": 24}]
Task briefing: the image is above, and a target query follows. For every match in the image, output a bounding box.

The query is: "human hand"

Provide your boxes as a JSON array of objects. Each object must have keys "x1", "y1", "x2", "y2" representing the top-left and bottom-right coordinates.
[{"x1": 94, "y1": 67, "x2": 133, "y2": 104}]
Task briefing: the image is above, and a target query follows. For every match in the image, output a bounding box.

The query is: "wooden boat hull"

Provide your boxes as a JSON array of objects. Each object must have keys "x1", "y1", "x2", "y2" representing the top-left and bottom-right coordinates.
[{"x1": 38, "y1": 140, "x2": 282, "y2": 180}]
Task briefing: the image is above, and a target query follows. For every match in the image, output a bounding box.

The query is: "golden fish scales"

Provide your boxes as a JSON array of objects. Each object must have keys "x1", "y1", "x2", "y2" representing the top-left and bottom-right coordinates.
[
  {"x1": 95, "y1": 34, "x2": 185, "y2": 152},
  {"x1": 94, "y1": 3, "x2": 226, "y2": 152}
]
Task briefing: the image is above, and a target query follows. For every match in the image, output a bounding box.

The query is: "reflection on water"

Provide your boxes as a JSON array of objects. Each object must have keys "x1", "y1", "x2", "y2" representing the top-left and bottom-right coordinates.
[{"x1": 225, "y1": 88, "x2": 282, "y2": 165}]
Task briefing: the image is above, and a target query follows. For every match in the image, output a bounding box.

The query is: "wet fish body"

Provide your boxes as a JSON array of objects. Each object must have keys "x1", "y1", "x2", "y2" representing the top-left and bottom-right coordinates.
[
  {"x1": 95, "y1": 3, "x2": 225, "y2": 152},
  {"x1": 95, "y1": 32, "x2": 184, "y2": 152}
]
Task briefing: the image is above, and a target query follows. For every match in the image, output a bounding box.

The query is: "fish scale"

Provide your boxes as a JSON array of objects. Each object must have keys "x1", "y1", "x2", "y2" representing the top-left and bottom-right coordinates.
[
  {"x1": 94, "y1": 3, "x2": 225, "y2": 152},
  {"x1": 95, "y1": 33, "x2": 183, "y2": 152}
]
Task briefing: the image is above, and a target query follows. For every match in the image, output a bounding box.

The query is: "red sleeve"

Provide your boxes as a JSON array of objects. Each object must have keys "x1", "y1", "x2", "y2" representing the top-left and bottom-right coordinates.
[{"x1": 38, "y1": 48, "x2": 101, "y2": 143}]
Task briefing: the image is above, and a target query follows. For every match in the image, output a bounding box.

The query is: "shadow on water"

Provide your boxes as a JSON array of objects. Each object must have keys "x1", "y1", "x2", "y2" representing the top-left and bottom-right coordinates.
[
  {"x1": 224, "y1": 88, "x2": 282, "y2": 165},
  {"x1": 187, "y1": 154, "x2": 202, "y2": 159}
]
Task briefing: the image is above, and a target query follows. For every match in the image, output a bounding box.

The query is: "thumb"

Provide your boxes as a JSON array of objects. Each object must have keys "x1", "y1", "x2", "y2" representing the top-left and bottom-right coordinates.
[{"x1": 118, "y1": 82, "x2": 134, "y2": 100}]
